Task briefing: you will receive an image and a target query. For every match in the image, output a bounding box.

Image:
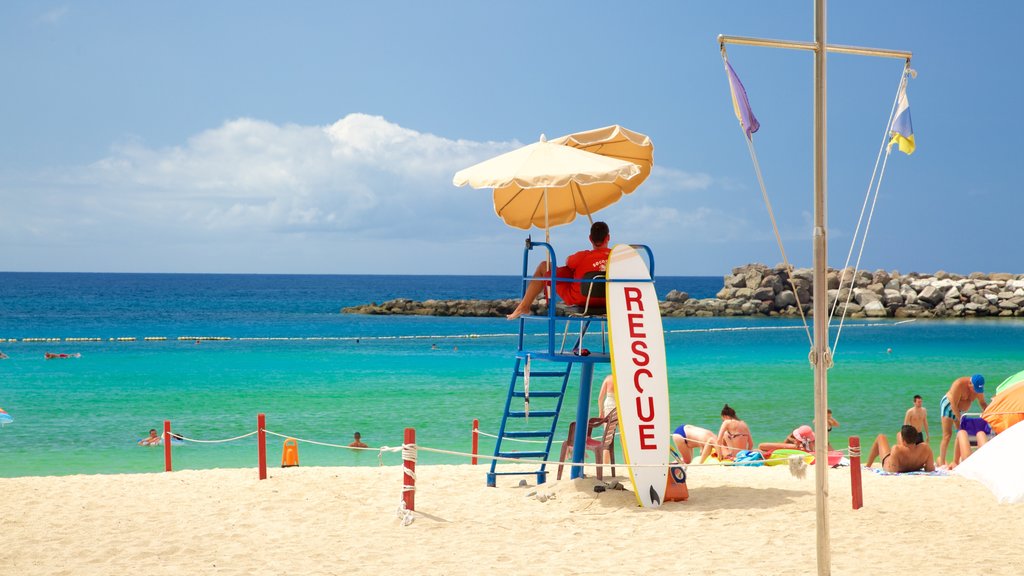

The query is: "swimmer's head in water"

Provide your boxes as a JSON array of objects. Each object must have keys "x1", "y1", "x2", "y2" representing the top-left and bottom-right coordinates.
[{"x1": 971, "y1": 374, "x2": 985, "y2": 393}]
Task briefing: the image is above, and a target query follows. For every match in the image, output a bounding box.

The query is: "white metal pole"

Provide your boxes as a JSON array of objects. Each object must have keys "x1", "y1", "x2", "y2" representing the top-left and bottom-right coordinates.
[{"x1": 812, "y1": 1, "x2": 831, "y2": 575}]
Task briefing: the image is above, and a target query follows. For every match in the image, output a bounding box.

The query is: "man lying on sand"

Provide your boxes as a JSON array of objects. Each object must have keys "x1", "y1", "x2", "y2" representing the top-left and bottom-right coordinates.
[{"x1": 864, "y1": 424, "x2": 935, "y2": 473}]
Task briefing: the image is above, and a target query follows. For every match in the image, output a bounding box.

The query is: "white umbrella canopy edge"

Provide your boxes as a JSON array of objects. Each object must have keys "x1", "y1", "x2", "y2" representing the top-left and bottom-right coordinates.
[
  {"x1": 953, "y1": 420, "x2": 1024, "y2": 504},
  {"x1": 452, "y1": 136, "x2": 642, "y2": 231}
]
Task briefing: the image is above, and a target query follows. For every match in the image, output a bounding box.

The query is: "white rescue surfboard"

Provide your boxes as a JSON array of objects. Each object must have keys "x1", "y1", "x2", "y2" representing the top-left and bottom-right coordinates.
[{"x1": 606, "y1": 244, "x2": 669, "y2": 508}]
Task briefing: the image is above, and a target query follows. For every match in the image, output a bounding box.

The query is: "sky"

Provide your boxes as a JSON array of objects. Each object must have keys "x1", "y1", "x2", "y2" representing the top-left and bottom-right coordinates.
[{"x1": 1, "y1": 1, "x2": 1021, "y2": 276}]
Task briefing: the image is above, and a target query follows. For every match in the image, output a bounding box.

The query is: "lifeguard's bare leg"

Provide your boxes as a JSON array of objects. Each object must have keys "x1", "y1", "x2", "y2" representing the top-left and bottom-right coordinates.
[{"x1": 507, "y1": 261, "x2": 551, "y2": 320}]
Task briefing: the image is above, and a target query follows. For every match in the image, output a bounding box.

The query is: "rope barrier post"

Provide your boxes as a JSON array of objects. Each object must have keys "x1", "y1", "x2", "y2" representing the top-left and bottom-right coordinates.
[
  {"x1": 471, "y1": 419, "x2": 479, "y2": 465},
  {"x1": 850, "y1": 436, "x2": 863, "y2": 509},
  {"x1": 163, "y1": 419, "x2": 172, "y2": 472},
  {"x1": 403, "y1": 428, "x2": 416, "y2": 512},
  {"x1": 257, "y1": 413, "x2": 267, "y2": 480}
]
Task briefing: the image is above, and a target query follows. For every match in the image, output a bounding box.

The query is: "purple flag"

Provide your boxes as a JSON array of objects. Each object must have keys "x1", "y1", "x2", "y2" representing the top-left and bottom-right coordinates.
[{"x1": 726, "y1": 61, "x2": 760, "y2": 139}]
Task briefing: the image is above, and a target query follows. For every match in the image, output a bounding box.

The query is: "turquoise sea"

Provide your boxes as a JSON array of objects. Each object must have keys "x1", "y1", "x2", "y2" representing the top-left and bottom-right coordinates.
[{"x1": 1, "y1": 272, "x2": 1021, "y2": 478}]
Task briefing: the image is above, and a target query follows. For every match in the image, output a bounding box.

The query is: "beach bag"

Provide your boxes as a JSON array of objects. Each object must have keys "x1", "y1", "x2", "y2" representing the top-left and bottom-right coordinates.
[{"x1": 733, "y1": 449, "x2": 764, "y2": 467}]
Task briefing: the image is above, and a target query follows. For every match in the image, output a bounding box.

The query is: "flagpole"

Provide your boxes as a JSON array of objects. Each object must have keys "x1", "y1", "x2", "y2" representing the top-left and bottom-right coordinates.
[
  {"x1": 719, "y1": 2, "x2": 912, "y2": 575},
  {"x1": 811, "y1": 3, "x2": 831, "y2": 575}
]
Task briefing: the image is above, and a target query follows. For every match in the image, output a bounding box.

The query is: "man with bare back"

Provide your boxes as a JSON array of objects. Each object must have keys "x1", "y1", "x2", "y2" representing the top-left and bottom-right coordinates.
[
  {"x1": 865, "y1": 425, "x2": 935, "y2": 473},
  {"x1": 938, "y1": 375, "x2": 988, "y2": 466}
]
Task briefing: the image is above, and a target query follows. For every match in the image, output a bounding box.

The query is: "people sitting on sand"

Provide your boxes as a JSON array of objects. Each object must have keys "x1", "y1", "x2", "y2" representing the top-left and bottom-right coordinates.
[
  {"x1": 904, "y1": 394, "x2": 929, "y2": 445},
  {"x1": 951, "y1": 428, "x2": 988, "y2": 469},
  {"x1": 939, "y1": 374, "x2": 988, "y2": 466},
  {"x1": 758, "y1": 425, "x2": 816, "y2": 455},
  {"x1": 864, "y1": 424, "x2": 935, "y2": 473},
  {"x1": 714, "y1": 404, "x2": 753, "y2": 460},
  {"x1": 672, "y1": 424, "x2": 720, "y2": 464},
  {"x1": 348, "y1": 432, "x2": 368, "y2": 448},
  {"x1": 138, "y1": 429, "x2": 161, "y2": 446},
  {"x1": 506, "y1": 221, "x2": 611, "y2": 320}
]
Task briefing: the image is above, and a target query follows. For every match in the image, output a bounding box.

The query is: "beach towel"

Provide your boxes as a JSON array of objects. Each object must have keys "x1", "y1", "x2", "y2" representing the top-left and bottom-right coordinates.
[
  {"x1": 864, "y1": 466, "x2": 949, "y2": 477},
  {"x1": 732, "y1": 450, "x2": 764, "y2": 467}
]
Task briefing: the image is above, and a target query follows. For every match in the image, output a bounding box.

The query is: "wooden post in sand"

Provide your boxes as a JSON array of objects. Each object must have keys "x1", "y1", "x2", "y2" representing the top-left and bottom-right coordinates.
[
  {"x1": 471, "y1": 419, "x2": 479, "y2": 465},
  {"x1": 850, "y1": 436, "x2": 863, "y2": 509},
  {"x1": 163, "y1": 420, "x2": 172, "y2": 472},
  {"x1": 403, "y1": 428, "x2": 416, "y2": 512},
  {"x1": 257, "y1": 413, "x2": 267, "y2": 480}
]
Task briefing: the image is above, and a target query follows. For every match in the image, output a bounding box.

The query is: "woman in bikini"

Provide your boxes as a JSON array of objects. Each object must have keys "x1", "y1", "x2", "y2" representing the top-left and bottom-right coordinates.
[
  {"x1": 671, "y1": 424, "x2": 719, "y2": 464},
  {"x1": 715, "y1": 404, "x2": 754, "y2": 460}
]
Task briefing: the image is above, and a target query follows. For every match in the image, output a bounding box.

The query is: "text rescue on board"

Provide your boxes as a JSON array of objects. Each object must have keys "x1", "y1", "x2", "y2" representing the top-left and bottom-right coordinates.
[{"x1": 623, "y1": 286, "x2": 659, "y2": 451}]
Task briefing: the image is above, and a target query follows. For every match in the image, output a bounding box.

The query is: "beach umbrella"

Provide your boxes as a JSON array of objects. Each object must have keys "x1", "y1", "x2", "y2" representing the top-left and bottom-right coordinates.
[
  {"x1": 994, "y1": 368, "x2": 1024, "y2": 395},
  {"x1": 452, "y1": 126, "x2": 652, "y2": 234},
  {"x1": 953, "y1": 420, "x2": 1024, "y2": 503},
  {"x1": 547, "y1": 124, "x2": 654, "y2": 189},
  {"x1": 982, "y1": 377, "x2": 1024, "y2": 434}
]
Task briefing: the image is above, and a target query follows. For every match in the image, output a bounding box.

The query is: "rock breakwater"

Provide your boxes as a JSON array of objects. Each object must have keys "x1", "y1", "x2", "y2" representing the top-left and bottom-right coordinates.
[{"x1": 341, "y1": 264, "x2": 1024, "y2": 319}]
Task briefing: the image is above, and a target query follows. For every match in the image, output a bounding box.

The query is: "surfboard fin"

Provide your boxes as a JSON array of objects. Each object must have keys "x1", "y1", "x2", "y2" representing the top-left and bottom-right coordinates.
[{"x1": 649, "y1": 485, "x2": 661, "y2": 506}]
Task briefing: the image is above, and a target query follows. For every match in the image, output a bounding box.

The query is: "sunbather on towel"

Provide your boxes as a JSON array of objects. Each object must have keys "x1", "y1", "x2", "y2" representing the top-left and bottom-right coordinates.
[
  {"x1": 864, "y1": 424, "x2": 935, "y2": 473},
  {"x1": 758, "y1": 424, "x2": 815, "y2": 455}
]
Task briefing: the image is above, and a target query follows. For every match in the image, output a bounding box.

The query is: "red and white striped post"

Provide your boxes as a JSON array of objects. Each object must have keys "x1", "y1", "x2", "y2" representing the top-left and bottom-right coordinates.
[
  {"x1": 471, "y1": 419, "x2": 479, "y2": 465},
  {"x1": 403, "y1": 427, "x2": 416, "y2": 512},
  {"x1": 257, "y1": 413, "x2": 267, "y2": 480},
  {"x1": 850, "y1": 436, "x2": 863, "y2": 509},
  {"x1": 163, "y1": 419, "x2": 172, "y2": 472}
]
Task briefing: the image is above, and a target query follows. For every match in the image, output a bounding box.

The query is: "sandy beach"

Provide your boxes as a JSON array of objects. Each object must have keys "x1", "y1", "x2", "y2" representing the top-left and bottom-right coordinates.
[{"x1": 1, "y1": 462, "x2": 1021, "y2": 576}]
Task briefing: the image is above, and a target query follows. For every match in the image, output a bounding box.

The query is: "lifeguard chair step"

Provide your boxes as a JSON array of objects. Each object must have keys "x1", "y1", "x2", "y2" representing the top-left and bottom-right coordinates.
[
  {"x1": 511, "y1": 390, "x2": 562, "y2": 398},
  {"x1": 501, "y1": 430, "x2": 553, "y2": 438},
  {"x1": 497, "y1": 450, "x2": 549, "y2": 459},
  {"x1": 507, "y1": 410, "x2": 558, "y2": 418}
]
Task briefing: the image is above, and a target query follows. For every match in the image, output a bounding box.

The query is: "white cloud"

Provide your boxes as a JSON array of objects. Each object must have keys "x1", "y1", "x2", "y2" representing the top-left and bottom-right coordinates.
[
  {"x1": 0, "y1": 114, "x2": 758, "y2": 273},
  {"x1": 37, "y1": 6, "x2": 69, "y2": 25},
  {"x1": 78, "y1": 114, "x2": 514, "y2": 239}
]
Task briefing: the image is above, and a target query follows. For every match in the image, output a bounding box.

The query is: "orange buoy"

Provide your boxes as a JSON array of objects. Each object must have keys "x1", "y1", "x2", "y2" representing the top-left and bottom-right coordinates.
[{"x1": 281, "y1": 438, "x2": 299, "y2": 467}]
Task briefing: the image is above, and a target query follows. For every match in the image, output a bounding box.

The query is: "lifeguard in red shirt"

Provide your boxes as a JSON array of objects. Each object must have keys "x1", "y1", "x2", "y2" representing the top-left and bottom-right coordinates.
[{"x1": 507, "y1": 221, "x2": 611, "y2": 320}]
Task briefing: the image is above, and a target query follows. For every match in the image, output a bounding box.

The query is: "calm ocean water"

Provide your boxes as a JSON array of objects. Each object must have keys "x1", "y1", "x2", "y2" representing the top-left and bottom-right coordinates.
[{"x1": 1, "y1": 272, "x2": 1022, "y2": 478}]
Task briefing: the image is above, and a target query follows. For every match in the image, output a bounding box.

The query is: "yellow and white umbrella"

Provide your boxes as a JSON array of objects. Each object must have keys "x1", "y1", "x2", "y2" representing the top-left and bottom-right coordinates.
[{"x1": 453, "y1": 126, "x2": 653, "y2": 234}]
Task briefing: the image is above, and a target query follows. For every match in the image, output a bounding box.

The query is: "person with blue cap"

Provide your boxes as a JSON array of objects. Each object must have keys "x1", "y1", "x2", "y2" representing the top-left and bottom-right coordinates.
[{"x1": 938, "y1": 374, "x2": 989, "y2": 467}]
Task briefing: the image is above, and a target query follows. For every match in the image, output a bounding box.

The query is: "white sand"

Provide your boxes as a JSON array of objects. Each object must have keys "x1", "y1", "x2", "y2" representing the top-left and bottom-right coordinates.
[{"x1": 1, "y1": 463, "x2": 1021, "y2": 575}]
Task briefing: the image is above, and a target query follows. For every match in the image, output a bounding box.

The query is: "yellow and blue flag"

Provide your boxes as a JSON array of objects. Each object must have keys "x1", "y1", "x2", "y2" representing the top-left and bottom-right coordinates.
[
  {"x1": 725, "y1": 61, "x2": 760, "y2": 140},
  {"x1": 889, "y1": 82, "x2": 915, "y2": 155}
]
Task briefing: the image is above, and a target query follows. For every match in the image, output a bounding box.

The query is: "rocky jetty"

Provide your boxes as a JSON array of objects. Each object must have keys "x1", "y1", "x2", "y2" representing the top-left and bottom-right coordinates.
[{"x1": 341, "y1": 264, "x2": 1024, "y2": 319}]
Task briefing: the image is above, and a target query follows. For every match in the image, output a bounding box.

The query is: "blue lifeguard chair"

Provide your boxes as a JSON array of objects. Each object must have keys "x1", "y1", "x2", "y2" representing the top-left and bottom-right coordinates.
[{"x1": 486, "y1": 237, "x2": 654, "y2": 486}]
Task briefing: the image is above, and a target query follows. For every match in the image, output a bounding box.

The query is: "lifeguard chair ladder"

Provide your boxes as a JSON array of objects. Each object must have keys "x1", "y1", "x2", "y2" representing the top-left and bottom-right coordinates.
[{"x1": 486, "y1": 238, "x2": 654, "y2": 487}]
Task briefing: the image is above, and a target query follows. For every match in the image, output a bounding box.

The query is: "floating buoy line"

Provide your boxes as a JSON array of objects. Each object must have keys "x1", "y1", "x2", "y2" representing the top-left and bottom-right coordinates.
[{"x1": 0, "y1": 320, "x2": 914, "y2": 344}]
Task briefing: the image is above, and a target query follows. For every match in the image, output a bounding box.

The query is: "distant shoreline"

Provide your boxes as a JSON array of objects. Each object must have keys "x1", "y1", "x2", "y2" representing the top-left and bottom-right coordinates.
[{"x1": 342, "y1": 264, "x2": 1024, "y2": 319}]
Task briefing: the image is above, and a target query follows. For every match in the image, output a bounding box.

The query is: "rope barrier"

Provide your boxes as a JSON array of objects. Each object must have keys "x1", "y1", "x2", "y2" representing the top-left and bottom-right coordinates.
[
  {"x1": 168, "y1": 421, "x2": 856, "y2": 471},
  {"x1": 2, "y1": 320, "x2": 915, "y2": 347},
  {"x1": 264, "y1": 429, "x2": 381, "y2": 452},
  {"x1": 171, "y1": 430, "x2": 258, "y2": 444}
]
